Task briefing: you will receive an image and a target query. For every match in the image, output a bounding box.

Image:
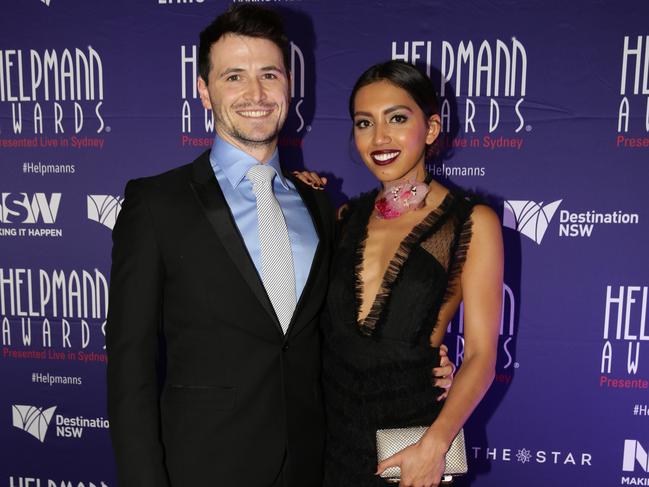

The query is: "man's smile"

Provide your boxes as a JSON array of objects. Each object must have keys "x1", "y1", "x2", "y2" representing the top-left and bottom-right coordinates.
[{"x1": 237, "y1": 108, "x2": 274, "y2": 118}]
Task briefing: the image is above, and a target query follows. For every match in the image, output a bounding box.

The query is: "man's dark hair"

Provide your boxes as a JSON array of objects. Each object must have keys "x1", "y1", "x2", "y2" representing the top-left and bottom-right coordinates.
[{"x1": 198, "y1": 4, "x2": 290, "y2": 84}]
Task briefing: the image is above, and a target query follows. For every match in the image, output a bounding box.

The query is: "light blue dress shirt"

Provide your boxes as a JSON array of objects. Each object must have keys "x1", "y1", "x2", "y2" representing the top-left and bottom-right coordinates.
[{"x1": 209, "y1": 135, "x2": 319, "y2": 301}]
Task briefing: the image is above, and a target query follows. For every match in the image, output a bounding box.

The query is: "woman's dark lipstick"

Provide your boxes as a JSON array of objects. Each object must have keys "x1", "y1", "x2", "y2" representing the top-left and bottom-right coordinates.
[{"x1": 370, "y1": 150, "x2": 401, "y2": 166}]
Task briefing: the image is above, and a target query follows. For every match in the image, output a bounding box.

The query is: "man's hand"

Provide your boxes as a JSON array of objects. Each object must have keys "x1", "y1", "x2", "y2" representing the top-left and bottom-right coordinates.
[{"x1": 433, "y1": 344, "x2": 455, "y2": 401}]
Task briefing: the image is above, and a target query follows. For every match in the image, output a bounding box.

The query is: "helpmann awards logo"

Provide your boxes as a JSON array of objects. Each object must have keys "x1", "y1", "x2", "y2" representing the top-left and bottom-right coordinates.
[
  {"x1": 616, "y1": 35, "x2": 649, "y2": 149},
  {"x1": 600, "y1": 285, "x2": 648, "y2": 391},
  {"x1": 1, "y1": 267, "x2": 109, "y2": 359},
  {"x1": 392, "y1": 37, "x2": 528, "y2": 151},
  {"x1": 448, "y1": 282, "x2": 516, "y2": 386},
  {"x1": 9, "y1": 480, "x2": 107, "y2": 487},
  {"x1": 0, "y1": 47, "x2": 107, "y2": 148}
]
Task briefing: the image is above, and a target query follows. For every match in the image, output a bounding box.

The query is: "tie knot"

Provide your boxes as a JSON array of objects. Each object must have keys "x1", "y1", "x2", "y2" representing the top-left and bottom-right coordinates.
[{"x1": 246, "y1": 164, "x2": 277, "y2": 187}]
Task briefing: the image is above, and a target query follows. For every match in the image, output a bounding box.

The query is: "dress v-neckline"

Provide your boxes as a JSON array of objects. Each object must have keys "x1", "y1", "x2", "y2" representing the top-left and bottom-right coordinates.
[{"x1": 354, "y1": 190, "x2": 453, "y2": 335}]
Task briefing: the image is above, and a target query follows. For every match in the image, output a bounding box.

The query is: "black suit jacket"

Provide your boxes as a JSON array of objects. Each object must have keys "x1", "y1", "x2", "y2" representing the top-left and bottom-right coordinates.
[{"x1": 106, "y1": 150, "x2": 334, "y2": 487}]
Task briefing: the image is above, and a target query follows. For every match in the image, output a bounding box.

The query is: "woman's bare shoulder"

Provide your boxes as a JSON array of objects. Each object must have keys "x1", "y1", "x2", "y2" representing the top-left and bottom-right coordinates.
[
  {"x1": 470, "y1": 203, "x2": 500, "y2": 228},
  {"x1": 465, "y1": 203, "x2": 503, "y2": 260}
]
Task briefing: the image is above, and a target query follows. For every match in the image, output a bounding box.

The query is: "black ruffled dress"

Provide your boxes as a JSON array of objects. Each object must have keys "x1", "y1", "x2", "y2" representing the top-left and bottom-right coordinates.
[{"x1": 322, "y1": 189, "x2": 477, "y2": 487}]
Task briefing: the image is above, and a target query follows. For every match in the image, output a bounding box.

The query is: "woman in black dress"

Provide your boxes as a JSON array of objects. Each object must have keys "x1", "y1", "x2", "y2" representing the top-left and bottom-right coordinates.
[{"x1": 298, "y1": 61, "x2": 503, "y2": 487}]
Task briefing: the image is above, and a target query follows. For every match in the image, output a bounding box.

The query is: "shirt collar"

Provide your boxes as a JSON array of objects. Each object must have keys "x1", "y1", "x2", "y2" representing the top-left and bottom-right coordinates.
[{"x1": 209, "y1": 134, "x2": 288, "y2": 190}]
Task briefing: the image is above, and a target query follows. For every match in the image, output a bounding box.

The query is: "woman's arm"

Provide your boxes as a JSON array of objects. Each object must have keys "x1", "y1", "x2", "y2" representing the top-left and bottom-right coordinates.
[
  {"x1": 424, "y1": 203, "x2": 503, "y2": 445},
  {"x1": 292, "y1": 170, "x2": 328, "y2": 189},
  {"x1": 377, "y1": 204, "x2": 503, "y2": 486}
]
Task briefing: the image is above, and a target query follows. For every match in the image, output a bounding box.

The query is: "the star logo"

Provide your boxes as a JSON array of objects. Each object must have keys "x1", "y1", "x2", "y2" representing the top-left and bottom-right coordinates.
[{"x1": 516, "y1": 448, "x2": 532, "y2": 464}]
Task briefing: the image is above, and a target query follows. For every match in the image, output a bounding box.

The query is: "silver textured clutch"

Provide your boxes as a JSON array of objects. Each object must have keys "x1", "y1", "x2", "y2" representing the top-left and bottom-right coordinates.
[{"x1": 376, "y1": 427, "x2": 467, "y2": 481}]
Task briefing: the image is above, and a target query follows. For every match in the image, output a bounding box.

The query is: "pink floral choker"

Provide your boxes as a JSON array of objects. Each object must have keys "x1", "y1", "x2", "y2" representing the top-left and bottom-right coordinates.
[{"x1": 374, "y1": 178, "x2": 430, "y2": 219}]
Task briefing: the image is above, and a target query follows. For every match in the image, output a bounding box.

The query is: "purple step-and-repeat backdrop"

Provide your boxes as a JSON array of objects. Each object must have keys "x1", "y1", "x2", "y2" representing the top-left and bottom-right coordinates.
[{"x1": 1, "y1": 0, "x2": 648, "y2": 485}]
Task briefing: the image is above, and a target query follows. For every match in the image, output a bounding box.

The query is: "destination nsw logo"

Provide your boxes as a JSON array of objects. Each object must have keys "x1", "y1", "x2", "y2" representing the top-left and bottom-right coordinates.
[
  {"x1": 0, "y1": 47, "x2": 107, "y2": 150},
  {"x1": 503, "y1": 199, "x2": 640, "y2": 244},
  {"x1": 503, "y1": 199, "x2": 561, "y2": 245},
  {"x1": 87, "y1": 195, "x2": 122, "y2": 230},
  {"x1": 616, "y1": 35, "x2": 649, "y2": 149},
  {"x1": 391, "y1": 37, "x2": 528, "y2": 151},
  {"x1": 600, "y1": 285, "x2": 648, "y2": 391},
  {"x1": 12, "y1": 404, "x2": 109, "y2": 442},
  {"x1": 179, "y1": 42, "x2": 307, "y2": 148},
  {"x1": 11, "y1": 405, "x2": 56, "y2": 442}
]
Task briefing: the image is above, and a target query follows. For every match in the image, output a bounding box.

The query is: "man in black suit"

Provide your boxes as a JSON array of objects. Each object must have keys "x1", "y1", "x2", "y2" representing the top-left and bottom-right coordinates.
[{"x1": 106, "y1": 5, "x2": 333, "y2": 487}]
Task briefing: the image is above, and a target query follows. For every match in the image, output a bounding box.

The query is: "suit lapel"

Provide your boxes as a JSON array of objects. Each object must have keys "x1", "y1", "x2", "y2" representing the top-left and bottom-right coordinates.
[
  {"x1": 284, "y1": 175, "x2": 327, "y2": 337},
  {"x1": 190, "y1": 153, "x2": 282, "y2": 335}
]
